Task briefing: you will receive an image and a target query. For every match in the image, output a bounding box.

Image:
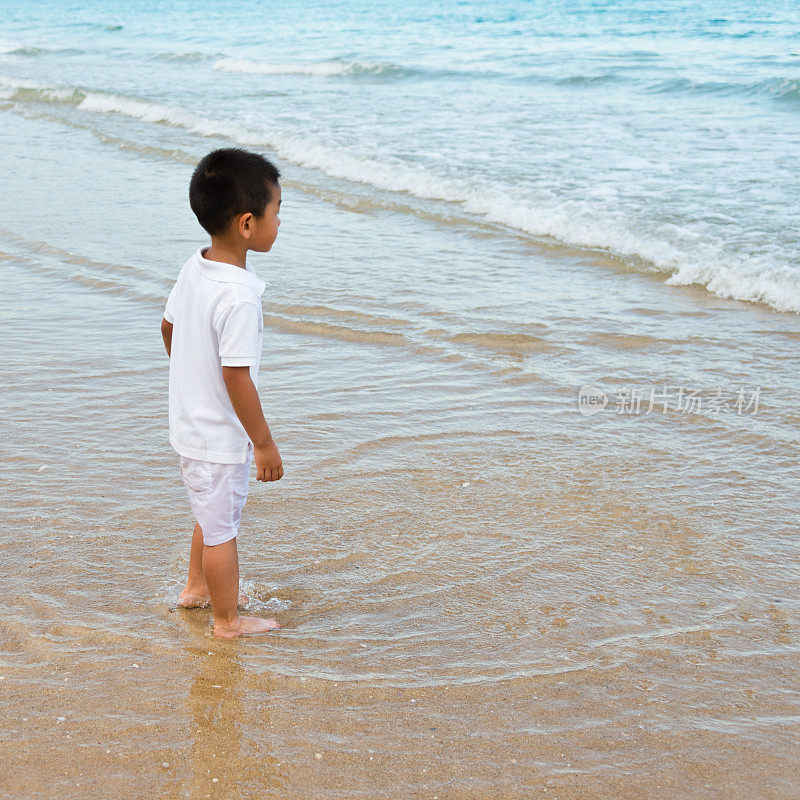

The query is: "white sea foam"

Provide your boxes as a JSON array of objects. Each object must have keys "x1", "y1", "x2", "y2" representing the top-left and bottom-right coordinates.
[
  {"x1": 2, "y1": 71, "x2": 798, "y2": 314},
  {"x1": 665, "y1": 259, "x2": 800, "y2": 314},
  {"x1": 464, "y1": 187, "x2": 800, "y2": 313},
  {"x1": 214, "y1": 57, "x2": 402, "y2": 77},
  {"x1": 0, "y1": 73, "x2": 255, "y2": 141}
]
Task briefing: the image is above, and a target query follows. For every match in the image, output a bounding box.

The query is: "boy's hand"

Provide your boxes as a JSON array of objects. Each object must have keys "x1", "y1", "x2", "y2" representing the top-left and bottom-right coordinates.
[
  {"x1": 221, "y1": 366, "x2": 283, "y2": 482},
  {"x1": 161, "y1": 317, "x2": 173, "y2": 357},
  {"x1": 255, "y1": 440, "x2": 284, "y2": 482}
]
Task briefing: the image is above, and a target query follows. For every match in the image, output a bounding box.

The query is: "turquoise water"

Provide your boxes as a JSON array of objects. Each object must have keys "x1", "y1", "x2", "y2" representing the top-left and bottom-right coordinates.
[
  {"x1": 2, "y1": 0, "x2": 800, "y2": 310},
  {"x1": 1, "y1": 3, "x2": 800, "y2": 798}
]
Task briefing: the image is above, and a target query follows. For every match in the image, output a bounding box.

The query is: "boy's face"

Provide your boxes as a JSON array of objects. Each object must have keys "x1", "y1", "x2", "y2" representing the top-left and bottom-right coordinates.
[{"x1": 250, "y1": 181, "x2": 281, "y2": 252}]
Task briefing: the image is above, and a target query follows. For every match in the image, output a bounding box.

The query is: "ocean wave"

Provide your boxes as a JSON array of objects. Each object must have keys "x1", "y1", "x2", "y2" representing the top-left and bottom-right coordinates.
[
  {"x1": 211, "y1": 56, "x2": 483, "y2": 81},
  {"x1": 665, "y1": 260, "x2": 800, "y2": 314},
  {"x1": 0, "y1": 74, "x2": 242, "y2": 133},
  {"x1": 152, "y1": 51, "x2": 210, "y2": 64},
  {"x1": 60, "y1": 21, "x2": 123, "y2": 31},
  {"x1": 0, "y1": 44, "x2": 46, "y2": 56},
  {"x1": 554, "y1": 73, "x2": 620, "y2": 87},
  {"x1": 506, "y1": 69, "x2": 622, "y2": 86},
  {"x1": 0, "y1": 247, "x2": 164, "y2": 306},
  {"x1": 448, "y1": 331, "x2": 558, "y2": 353},
  {"x1": 1, "y1": 72, "x2": 797, "y2": 314},
  {"x1": 506, "y1": 69, "x2": 800, "y2": 101},
  {"x1": 469, "y1": 191, "x2": 800, "y2": 314},
  {"x1": 262, "y1": 314, "x2": 410, "y2": 346},
  {"x1": 213, "y1": 57, "x2": 415, "y2": 79},
  {"x1": 644, "y1": 75, "x2": 800, "y2": 102},
  {"x1": 0, "y1": 75, "x2": 84, "y2": 104}
]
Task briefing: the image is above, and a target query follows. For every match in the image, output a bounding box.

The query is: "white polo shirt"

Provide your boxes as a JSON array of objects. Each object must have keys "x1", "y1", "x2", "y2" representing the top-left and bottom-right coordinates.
[{"x1": 163, "y1": 247, "x2": 266, "y2": 464}]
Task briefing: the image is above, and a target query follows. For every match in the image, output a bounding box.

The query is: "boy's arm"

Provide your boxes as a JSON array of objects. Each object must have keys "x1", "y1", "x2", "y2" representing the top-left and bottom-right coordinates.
[
  {"x1": 161, "y1": 317, "x2": 173, "y2": 357},
  {"x1": 222, "y1": 366, "x2": 283, "y2": 482}
]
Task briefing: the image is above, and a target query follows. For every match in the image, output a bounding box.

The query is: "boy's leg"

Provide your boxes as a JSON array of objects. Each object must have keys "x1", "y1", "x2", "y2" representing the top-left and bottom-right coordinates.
[
  {"x1": 188, "y1": 522, "x2": 205, "y2": 588},
  {"x1": 203, "y1": 536, "x2": 240, "y2": 626},
  {"x1": 177, "y1": 523, "x2": 211, "y2": 607},
  {"x1": 178, "y1": 523, "x2": 250, "y2": 609},
  {"x1": 203, "y1": 537, "x2": 279, "y2": 638}
]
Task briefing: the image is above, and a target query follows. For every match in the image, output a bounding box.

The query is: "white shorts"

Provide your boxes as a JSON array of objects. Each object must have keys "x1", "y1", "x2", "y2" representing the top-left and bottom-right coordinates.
[{"x1": 179, "y1": 444, "x2": 252, "y2": 546}]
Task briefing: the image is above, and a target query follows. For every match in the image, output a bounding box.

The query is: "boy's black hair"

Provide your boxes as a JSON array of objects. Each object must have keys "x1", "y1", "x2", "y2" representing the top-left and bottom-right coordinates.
[{"x1": 189, "y1": 148, "x2": 281, "y2": 236}]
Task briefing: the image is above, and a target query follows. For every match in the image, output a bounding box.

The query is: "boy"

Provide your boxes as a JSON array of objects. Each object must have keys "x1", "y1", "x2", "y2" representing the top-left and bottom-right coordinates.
[{"x1": 161, "y1": 147, "x2": 284, "y2": 639}]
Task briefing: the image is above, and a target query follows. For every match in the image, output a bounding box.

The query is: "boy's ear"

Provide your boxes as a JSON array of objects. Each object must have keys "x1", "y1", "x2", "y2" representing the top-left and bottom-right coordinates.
[{"x1": 237, "y1": 212, "x2": 254, "y2": 239}]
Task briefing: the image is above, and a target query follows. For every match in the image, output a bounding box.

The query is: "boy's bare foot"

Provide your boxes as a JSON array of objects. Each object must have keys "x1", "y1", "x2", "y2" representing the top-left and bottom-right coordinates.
[
  {"x1": 212, "y1": 616, "x2": 281, "y2": 639},
  {"x1": 177, "y1": 587, "x2": 250, "y2": 609}
]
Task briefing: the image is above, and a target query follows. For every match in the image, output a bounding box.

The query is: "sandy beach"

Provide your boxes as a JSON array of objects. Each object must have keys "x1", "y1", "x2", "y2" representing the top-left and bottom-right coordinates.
[{"x1": 2, "y1": 2, "x2": 800, "y2": 797}]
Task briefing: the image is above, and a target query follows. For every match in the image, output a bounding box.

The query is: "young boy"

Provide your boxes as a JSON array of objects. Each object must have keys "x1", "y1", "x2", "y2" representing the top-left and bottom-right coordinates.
[{"x1": 161, "y1": 147, "x2": 284, "y2": 639}]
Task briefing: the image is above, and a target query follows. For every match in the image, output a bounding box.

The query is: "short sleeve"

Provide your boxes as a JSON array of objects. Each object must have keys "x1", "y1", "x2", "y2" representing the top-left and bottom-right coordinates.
[
  {"x1": 163, "y1": 284, "x2": 177, "y2": 323},
  {"x1": 215, "y1": 301, "x2": 261, "y2": 367}
]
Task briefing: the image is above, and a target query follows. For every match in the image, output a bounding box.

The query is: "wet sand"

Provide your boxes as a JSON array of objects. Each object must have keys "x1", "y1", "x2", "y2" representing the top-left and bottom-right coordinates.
[
  {"x1": 1, "y1": 104, "x2": 800, "y2": 798},
  {"x1": 2, "y1": 252, "x2": 799, "y2": 799}
]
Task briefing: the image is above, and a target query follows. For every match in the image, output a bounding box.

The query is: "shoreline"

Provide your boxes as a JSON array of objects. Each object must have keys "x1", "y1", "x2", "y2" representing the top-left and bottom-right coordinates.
[{"x1": 1, "y1": 69, "x2": 799, "y2": 800}]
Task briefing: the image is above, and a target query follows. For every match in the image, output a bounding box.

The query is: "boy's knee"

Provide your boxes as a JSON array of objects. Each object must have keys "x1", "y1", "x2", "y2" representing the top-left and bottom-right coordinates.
[{"x1": 203, "y1": 532, "x2": 237, "y2": 548}]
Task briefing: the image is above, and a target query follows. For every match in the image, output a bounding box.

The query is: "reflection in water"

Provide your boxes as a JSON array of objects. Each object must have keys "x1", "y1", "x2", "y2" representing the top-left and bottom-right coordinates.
[
  {"x1": 185, "y1": 644, "x2": 281, "y2": 797},
  {"x1": 2, "y1": 13, "x2": 800, "y2": 791}
]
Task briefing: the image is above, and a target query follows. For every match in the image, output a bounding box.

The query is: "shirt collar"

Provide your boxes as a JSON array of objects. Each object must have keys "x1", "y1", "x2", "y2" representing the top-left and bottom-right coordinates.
[{"x1": 193, "y1": 247, "x2": 268, "y2": 296}]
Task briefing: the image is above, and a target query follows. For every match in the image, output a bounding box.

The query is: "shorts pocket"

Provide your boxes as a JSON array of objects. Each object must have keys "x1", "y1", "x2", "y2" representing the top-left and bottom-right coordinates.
[{"x1": 179, "y1": 457, "x2": 214, "y2": 495}]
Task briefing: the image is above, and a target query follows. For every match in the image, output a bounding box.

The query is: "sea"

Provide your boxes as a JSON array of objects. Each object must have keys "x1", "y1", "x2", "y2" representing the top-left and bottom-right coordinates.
[{"x1": 1, "y1": 1, "x2": 799, "y2": 798}]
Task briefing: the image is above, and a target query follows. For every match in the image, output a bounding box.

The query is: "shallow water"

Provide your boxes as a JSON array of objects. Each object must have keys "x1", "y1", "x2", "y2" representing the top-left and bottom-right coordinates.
[
  {"x1": 4, "y1": 0, "x2": 800, "y2": 310},
  {"x1": 1, "y1": 2, "x2": 800, "y2": 798}
]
